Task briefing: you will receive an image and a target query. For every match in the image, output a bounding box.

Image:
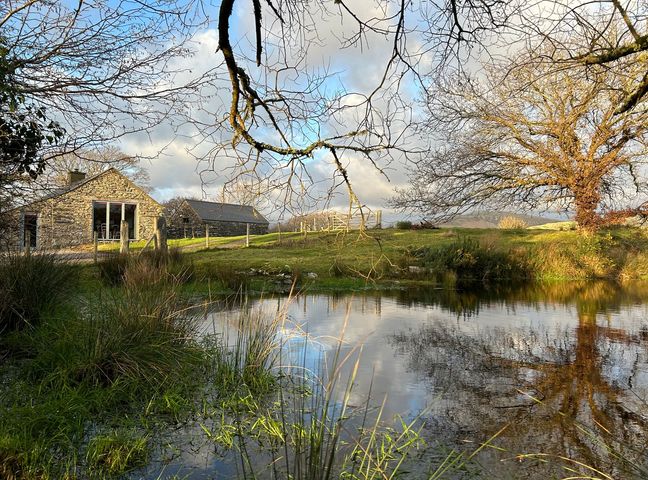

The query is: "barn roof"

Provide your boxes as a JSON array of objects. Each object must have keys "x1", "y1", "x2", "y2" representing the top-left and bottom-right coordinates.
[{"x1": 184, "y1": 199, "x2": 269, "y2": 225}]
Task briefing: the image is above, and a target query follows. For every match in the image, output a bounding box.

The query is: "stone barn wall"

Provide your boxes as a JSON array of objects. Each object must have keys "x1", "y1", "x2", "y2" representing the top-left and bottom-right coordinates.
[{"x1": 168, "y1": 220, "x2": 268, "y2": 238}]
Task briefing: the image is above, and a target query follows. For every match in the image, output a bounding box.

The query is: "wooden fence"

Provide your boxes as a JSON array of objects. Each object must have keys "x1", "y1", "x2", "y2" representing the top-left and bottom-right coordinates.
[{"x1": 299, "y1": 209, "x2": 382, "y2": 233}]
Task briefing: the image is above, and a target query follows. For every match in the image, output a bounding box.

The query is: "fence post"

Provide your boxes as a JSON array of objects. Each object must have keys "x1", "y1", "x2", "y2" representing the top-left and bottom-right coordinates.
[
  {"x1": 156, "y1": 217, "x2": 167, "y2": 253},
  {"x1": 24, "y1": 231, "x2": 31, "y2": 257},
  {"x1": 205, "y1": 224, "x2": 210, "y2": 248},
  {"x1": 277, "y1": 223, "x2": 282, "y2": 243},
  {"x1": 376, "y1": 210, "x2": 382, "y2": 229},
  {"x1": 120, "y1": 221, "x2": 129, "y2": 254},
  {"x1": 93, "y1": 231, "x2": 98, "y2": 263},
  {"x1": 246, "y1": 223, "x2": 250, "y2": 247}
]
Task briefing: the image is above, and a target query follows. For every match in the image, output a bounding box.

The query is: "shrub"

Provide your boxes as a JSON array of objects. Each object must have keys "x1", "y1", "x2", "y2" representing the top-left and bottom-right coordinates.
[
  {"x1": 407, "y1": 237, "x2": 530, "y2": 284},
  {"x1": 0, "y1": 254, "x2": 75, "y2": 333},
  {"x1": 498, "y1": 216, "x2": 528, "y2": 229},
  {"x1": 395, "y1": 220, "x2": 412, "y2": 230}
]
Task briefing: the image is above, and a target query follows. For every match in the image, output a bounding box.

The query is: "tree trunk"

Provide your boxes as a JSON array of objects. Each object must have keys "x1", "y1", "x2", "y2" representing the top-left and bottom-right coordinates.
[{"x1": 574, "y1": 188, "x2": 601, "y2": 231}]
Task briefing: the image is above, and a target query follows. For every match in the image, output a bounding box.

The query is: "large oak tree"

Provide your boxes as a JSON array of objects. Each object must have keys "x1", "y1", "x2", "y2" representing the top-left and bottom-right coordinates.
[{"x1": 393, "y1": 44, "x2": 648, "y2": 229}]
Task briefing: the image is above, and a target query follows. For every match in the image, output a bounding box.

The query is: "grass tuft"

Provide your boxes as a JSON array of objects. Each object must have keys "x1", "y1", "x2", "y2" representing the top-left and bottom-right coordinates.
[
  {"x1": 86, "y1": 429, "x2": 149, "y2": 475},
  {"x1": 0, "y1": 253, "x2": 75, "y2": 334}
]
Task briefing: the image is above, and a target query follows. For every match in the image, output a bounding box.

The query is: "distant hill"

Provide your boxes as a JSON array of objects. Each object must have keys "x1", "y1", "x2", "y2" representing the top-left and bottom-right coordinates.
[{"x1": 438, "y1": 211, "x2": 559, "y2": 229}]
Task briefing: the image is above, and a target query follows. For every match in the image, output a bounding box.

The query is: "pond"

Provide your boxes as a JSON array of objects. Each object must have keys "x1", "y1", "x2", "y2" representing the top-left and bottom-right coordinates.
[{"x1": 152, "y1": 281, "x2": 648, "y2": 479}]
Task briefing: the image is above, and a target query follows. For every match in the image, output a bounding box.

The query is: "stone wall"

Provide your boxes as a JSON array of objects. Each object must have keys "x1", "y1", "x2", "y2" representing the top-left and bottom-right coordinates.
[
  {"x1": 166, "y1": 201, "x2": 203, "y2": 238},
  {"x1": 14, "y1": 169, "x2": 162, "y2": 249}
]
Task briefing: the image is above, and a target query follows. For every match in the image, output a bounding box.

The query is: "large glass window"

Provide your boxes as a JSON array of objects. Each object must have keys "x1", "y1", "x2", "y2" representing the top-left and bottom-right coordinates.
[{"x1": 93, "y1": 202, "x2": 137, "y2": 240}]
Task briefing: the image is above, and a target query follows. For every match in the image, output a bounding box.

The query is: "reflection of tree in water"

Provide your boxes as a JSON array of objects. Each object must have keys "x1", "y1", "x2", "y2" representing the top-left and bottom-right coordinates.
[{"x1": 390, "y1": 281, "x2": 648, "y2": 479}]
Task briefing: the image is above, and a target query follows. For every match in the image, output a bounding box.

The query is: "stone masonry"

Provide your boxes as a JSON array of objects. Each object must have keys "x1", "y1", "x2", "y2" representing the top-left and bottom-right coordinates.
[{"x1": 11, "y1": 169, "x2": 162, "y2": 249}]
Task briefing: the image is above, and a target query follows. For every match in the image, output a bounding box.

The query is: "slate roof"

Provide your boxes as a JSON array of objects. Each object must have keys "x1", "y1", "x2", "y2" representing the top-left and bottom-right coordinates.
[{"x1": 185, "y1": 199, "x2": 269, "y2": 225}]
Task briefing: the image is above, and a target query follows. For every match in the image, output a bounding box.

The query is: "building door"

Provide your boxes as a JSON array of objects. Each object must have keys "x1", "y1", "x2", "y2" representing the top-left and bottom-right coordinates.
[{"x1": 24, "y1": 214, "x2": 37, "y2": 248}]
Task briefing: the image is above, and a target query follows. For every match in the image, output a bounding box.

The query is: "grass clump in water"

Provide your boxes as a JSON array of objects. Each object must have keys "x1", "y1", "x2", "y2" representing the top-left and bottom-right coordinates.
[
  {"x1": 86, "y1": 429, "x2": 149, "y2": 475},
  {"x1": 200, "y1": 309, "x2": 425, "y2": 480},
  {"x1": 209, "y1": 307, "x2": 281, "y2": 399}
]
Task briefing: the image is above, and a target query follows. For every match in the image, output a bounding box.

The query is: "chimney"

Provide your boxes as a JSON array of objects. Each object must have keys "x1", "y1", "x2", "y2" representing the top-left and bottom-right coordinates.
[{"x1": 68, "y1": 169, "x2": 86, "y2": 185}]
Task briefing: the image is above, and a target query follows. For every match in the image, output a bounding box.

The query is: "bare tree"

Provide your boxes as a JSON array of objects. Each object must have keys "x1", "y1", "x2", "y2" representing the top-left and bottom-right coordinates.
[
  {"x1": 1, "y1": 0, "x2": 208, "y2": 196},
  {"x1": 393, "y1": 42, "x2": 648, "y2": 230},
  {"x1": 39, "y1": 147, "x2": 150, "y2": 190},
  {"x1": 192, "y1": 0, "x2": 521, "y2": 212},
  {"x1": 520, "y1": 0, "x2": 648, "y2": 114}
]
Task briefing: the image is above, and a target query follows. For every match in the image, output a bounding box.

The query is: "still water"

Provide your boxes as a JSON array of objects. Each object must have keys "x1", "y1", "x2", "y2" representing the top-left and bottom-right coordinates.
[{"x1": 153, "y1": 282, "x2": 648, "y2": 479}]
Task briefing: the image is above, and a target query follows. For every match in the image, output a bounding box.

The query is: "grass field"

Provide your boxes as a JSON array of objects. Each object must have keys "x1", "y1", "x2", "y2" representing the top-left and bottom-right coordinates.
[{"x1": 178, "y1": 227, "x2": 648, "y2": 284}]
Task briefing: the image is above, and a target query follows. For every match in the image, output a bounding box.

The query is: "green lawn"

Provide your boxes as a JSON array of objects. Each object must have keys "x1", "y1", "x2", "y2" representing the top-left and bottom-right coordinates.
[
  {"x1": 96, "y1": 236, "x2": 233, "y2": 251},
  {"x1": 77, "y1": 227, "x2": 648, "y2": 293},
  {"x1": 178, "y1": 226, "x2": 648, "y2": 282}
]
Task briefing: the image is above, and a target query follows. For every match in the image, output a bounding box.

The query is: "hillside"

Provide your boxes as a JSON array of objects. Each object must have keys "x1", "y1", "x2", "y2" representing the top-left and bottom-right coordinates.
[{"x1": 438, "y1": 211, "x2": 559, "y2": 228}]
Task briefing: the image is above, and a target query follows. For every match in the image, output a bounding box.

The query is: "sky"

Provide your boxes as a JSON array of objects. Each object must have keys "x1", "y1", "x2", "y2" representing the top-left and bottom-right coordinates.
[{"x1": 65, "y1": 0, "x2": 636, "y2": 224}]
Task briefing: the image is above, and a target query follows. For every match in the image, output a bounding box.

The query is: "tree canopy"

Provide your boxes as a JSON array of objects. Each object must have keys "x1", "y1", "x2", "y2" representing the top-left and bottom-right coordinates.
[{"x1": 392, "y1": 41, "x2": 648, "y2": 229}]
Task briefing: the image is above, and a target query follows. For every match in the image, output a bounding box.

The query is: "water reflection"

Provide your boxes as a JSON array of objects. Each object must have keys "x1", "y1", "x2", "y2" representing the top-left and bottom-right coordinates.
[
  {"x1": 153, "y1": 282, "x2": 648, "y2": 479},
  {"x1": 390, "y1": 281, "x2": 648, "y2": 478}
]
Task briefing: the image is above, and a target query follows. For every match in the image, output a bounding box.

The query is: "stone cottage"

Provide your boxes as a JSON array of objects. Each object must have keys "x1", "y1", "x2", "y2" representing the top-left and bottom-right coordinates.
[
  {"x1": 9, "y1": 168, "x2": 162, "y2": 249},
  {"x1": 166, "y1": 199, "x2": 269, "y2": 238}
]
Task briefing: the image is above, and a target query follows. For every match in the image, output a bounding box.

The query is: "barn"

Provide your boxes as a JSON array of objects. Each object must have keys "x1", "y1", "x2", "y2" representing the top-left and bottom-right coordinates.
[{"x1": 166, "y1": 199, "x2": 269, "y2": 238}]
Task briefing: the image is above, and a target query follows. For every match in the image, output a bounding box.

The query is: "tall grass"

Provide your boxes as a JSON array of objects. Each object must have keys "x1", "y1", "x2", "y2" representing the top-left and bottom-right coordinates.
[
  {"x1": 97, "y1": 247, "x2": 192, "y2": 286},
  {"x1": 198, "y1": 262, "x2": 251, "y2": 293},
  {"x1": 201, "y1": 305, "x2": 425, "y2": 479},
  {"x1": 28, "y1": 261, "x2": 203, "y2": 390},
  {"x1": 0, "y1": 258, "x2": 208, "y2": 479},
  {"x1": 0, "y1": 253, "x2": 76, "y2": 334},
  {"x1": 209, "y1": 307, "x2": 280, "y2": 397}
]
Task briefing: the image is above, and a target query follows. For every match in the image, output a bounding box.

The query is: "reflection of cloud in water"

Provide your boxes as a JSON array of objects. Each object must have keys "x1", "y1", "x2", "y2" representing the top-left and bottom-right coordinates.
[{"x1": 157, "y1": 282, "x2": 648, "y2": 479}]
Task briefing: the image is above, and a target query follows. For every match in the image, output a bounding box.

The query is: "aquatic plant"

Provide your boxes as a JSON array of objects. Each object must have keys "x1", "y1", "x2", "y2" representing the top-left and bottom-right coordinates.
[
  {"x1": 208, "y1": 305, "x2": 281, "y2": 397},
  {"x1": 201, "y1": 307, "x2": 425, "y2": 479},
  {"x1": 86, "y1": 429, "x2": 149, "y2": 475}
]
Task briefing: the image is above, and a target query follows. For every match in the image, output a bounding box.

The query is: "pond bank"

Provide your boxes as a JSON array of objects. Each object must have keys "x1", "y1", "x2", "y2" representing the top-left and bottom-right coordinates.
[
  {"x1": 178, "y1": 227, "x2": 648, "y2": 292},
  {"x1": 4, "y1": 231, "x2": 648, "y2": 479}
]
